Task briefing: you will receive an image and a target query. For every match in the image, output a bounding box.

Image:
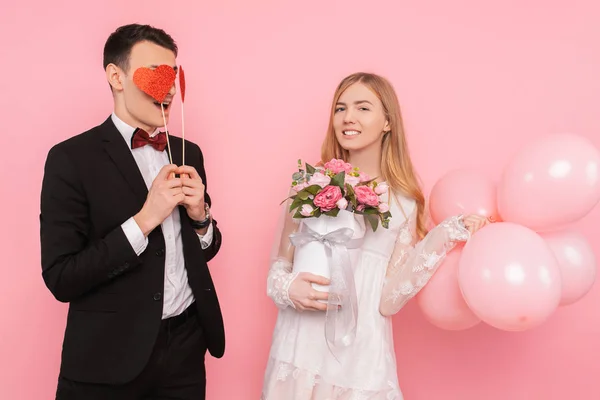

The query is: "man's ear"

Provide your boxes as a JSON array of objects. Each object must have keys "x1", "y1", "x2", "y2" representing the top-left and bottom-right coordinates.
[{"x1": 106, "y1": 63, "x2": 124, "y2": 91}]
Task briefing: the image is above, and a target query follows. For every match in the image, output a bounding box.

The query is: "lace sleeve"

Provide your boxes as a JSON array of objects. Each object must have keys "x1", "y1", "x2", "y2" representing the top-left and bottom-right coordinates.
[
  {"x1": 266, "y1": 191, "x2": 301, "y2": 310},
  {"x1": 379, "y1": 206, "x2": 470, "y2": 317}
]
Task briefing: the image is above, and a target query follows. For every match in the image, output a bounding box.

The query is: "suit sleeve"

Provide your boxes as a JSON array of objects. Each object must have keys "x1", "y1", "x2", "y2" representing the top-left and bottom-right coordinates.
[
  {"x1": 40, "y1": 146, "x2": 142, "y2": 303},
  {"x1": 193, "y1": 143, "x2": 222, "y2": 262}
]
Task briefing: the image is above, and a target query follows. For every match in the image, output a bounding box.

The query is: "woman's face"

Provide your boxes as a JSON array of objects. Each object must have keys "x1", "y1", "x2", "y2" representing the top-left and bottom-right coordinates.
[{"x1": 333, "y1": 82, "x2": 390, "y2": 153}]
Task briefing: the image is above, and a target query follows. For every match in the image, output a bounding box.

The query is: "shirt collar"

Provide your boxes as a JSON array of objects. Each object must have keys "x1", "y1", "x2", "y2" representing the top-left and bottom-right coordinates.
[{"x1": 111, "y1": 112, "x2": 159, "y2": 149}]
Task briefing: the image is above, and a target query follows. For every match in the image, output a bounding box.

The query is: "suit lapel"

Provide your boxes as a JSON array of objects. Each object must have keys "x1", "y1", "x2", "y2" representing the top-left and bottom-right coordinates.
[{"x1": 100, "y1": 117, "x2": 148, "y2": 204}]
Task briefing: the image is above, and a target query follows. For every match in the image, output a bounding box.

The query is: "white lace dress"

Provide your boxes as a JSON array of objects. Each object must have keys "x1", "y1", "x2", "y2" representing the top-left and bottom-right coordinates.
[{"x1": 262, "y1": 191, "x2": 470, "y2": 400}]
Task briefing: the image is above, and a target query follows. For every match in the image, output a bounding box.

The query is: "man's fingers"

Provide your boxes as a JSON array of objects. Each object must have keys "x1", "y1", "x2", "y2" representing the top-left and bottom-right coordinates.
[
  {"x1": 181, "y1": 176, "x2": 204, "y2": 189},
  {"x1": 169, "y1": 192, "x2": 185, "y2": 205},
  {"x1": 168, "y1": 187, "x2": 184, "y2": 197},
  {"x1": 176, "y1": 166, "x2": 201, "y2": 180},
  {"x1": 157, "y1": 164, "x2": 179, "y2": 180},
  {"x1": 165, "y1": 178, "x2": 182, "y2": 188},
  {"x1": 182, "y1": 186, "x2": 200, "y2": 196}
]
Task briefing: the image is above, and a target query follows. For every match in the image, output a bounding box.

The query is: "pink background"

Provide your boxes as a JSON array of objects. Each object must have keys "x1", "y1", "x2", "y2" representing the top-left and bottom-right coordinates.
[{"x1": 2, "y1": 0, "x2": 599, "y2": 399}]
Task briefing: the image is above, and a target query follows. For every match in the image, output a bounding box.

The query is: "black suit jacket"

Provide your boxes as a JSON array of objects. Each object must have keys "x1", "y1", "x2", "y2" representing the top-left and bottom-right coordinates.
[{"x1": 39, "y1": 116, "x2": 225, "y2": 385}]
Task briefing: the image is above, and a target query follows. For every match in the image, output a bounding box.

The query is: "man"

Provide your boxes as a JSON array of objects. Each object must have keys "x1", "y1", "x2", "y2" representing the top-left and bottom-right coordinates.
[{"x1": 40, "y1": 23, "x2": 224, "y2": 399}]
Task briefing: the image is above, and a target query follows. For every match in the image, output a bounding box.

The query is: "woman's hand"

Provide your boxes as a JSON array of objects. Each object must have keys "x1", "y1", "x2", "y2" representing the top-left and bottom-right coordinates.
[
  {"x1": 462, "y1": 214, "x2": 492, "y2": 235},
  {"x1": 288, "y1": 272, "x2": 330, "y2": 311}
]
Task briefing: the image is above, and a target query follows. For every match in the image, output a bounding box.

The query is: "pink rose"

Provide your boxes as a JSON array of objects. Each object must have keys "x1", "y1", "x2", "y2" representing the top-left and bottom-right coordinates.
[
  {"x1": 300, "y1": 204, "x2": 314, "y2": 216},
  {"x1": 358, "y1": 172, "x2": 371, "y2": 182},
  {"x1": 345, "y1": 174, "x2": 360, "y2": 187},
  {"x1": 375, "y1": 182, "x2": 389, "y2": 195},
  {"x1": 354, "y1": 185, "x2": 379, "y2": 207},
  {"x1": 378, "y1": 202, "x2": 390, "y2": 213},
  {"x1": 313, "y1": 185, "x2": 343, "y2": 212},
  {"x1": 308, "y1": 172, "x2": 331, "y2": 188},
  {"x1": 324, "y1": 158, "x2": 353, "y2": 174},
  {"x1": 356, "y1": 205, "x2": 365, "y2": 212},
  {"x1": 293, "y1": 182, "x2": 308, "y2": 192},
  {"x1": 336, "y1": 197, "x2": 348, "y2": 210}
]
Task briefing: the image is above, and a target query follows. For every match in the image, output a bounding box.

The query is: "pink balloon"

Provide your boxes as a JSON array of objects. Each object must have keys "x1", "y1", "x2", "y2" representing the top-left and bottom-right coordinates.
[
  {"x1": 429, "y1": 169, "x2": 499, "y2": 225},
  {"x1": 498, "y1": 133, "x2": 600, "y2": 231},
  {"x1": 540, "y1": 230, "x2": 597, "y2": 306},
  {"x1": 417, "y1": 246, "x2": 481, "y2": 330},
  {"x1": 458, "y1": 222, "x2": 561, "y2": 331}
]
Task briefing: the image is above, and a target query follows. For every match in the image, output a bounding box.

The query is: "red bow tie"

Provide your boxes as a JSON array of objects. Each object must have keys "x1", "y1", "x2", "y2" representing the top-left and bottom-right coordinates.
[{"x1": 131, "y1": 128, "x2": 167, "y2": 151}]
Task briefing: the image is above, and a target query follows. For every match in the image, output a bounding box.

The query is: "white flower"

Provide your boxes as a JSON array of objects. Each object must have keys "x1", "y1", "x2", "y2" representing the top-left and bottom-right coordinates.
[
  {"x1": 308, "y1": 172, "x2": 331, "y2": 188},
  {"x1": 300, "y1": 204, "x2": 314, "y2": 217}
]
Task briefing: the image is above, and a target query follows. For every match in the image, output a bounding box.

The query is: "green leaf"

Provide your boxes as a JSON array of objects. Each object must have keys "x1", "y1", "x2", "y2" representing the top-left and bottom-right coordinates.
[
  {"x1": 356, "y1": 177, "x2": 378, "y2": 186},
  {"x1": 306, "y1": 163, "x2": 316, "y2": 174},
  {"x1": 324, "y1": 208, "x2": 340, "y2": 217},
  {"x1": 289, "y1": 196, "x2": 303, "y2": 212},
  {"x1": 365, "y1": 214, "x2": 379, "y2": 231},
  {"x1": 362, "y1": 207, "x2": 378, "y2": 215},
  {"x1": 297, "y1": 191, "x2": 310, "y2": 201},
  {"x1": 331, "y1": 171, "x2": 345, "y2": 188},
  {"x1": 345, "y1": 185, "x2": 357, "y2": 208},
  {"x1": 305, "y1": 184, "x2": 322, "y2": 195},
  {"x1": 313, "y1": 208, "x2": 322, "y2": 218},
  {"x1": 280, "y1": 194, "x2": 295, "y2": 206}
]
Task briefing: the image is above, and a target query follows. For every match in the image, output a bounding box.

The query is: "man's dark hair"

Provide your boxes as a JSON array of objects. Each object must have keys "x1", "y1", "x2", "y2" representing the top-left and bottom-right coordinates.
[{"x1": 103, "y1": 24, "x2": 178, "y2": 73}]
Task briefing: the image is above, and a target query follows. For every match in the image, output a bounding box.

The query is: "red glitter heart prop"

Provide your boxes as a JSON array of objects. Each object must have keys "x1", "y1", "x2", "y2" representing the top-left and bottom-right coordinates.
[
  {"x1": 133, "y1": 65, "x2": 176, "y2": 103},
  {"x1": 179, "y1": 66, "x2": 186, "y2": 102}
]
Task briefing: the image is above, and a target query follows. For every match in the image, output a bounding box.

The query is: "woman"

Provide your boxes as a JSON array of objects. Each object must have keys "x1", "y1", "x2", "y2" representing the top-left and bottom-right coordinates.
[{"x1": 262, "y1": 72, "x2": 489, "y2": 399}]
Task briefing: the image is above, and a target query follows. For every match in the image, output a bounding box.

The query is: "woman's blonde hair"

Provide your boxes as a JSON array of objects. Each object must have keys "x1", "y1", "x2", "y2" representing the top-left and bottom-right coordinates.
[{"x1": 320, "y1": 72, "x2": 427, "y2": 239}]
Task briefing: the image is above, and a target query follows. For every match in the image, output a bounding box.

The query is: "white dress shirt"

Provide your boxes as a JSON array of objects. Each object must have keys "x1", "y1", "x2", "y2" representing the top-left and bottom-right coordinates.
[{"x1": 112, "y1": 113, "x2": 213, "y2": 319}]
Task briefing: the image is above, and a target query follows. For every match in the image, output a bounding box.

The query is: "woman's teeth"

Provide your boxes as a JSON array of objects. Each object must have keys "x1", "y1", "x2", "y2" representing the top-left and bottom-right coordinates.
[{"x1": 343, "y1": 130, "x2": 361, "y2": 136}]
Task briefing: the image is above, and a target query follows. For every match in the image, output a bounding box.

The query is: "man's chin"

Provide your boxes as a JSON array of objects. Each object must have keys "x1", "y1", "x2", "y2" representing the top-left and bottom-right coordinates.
[{"x1": 150, "y1": 117, "x2": 169, "y2": 131}]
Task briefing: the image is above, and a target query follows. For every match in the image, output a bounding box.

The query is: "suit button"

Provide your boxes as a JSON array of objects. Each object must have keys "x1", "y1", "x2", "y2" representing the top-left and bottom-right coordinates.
[
  {"x1": 153, "y1": 292, "x2": 162, "y2": 301},
  {"x1": 155, "y1": 249, "x2": 165, "y2": 257}
]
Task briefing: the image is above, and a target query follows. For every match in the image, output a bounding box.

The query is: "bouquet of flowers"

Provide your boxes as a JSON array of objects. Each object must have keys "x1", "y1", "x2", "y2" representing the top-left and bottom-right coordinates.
[
  {"x1": 282, "y1": 158, "x2": 392, "y2": 303},
  {"x1": 282, "y1": 159, "x2": 393, "y2": 349},
  {"x1": 283, "y1": 158, "x2": 392, "y2": 231}
]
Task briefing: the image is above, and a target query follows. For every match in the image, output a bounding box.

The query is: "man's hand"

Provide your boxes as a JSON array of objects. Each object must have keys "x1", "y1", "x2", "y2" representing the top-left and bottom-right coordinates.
[
  {"x1": 134, "y1": 164, "x2": 184, "y2": 236},
  {"x1": 176, "y1": 165, "x2": 207, "y2": 222}
]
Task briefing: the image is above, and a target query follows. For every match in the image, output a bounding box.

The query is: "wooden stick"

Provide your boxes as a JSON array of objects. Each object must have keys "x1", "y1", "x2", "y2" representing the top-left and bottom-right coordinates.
[{"x1": 181, "y1": 102, "x2": 185, "y2": 166}]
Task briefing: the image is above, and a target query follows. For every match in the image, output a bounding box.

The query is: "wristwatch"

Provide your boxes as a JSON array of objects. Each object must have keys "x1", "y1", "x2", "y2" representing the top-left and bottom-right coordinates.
[{"x1": 190, "y1": 203, "x2": 211, "y2": 230}]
